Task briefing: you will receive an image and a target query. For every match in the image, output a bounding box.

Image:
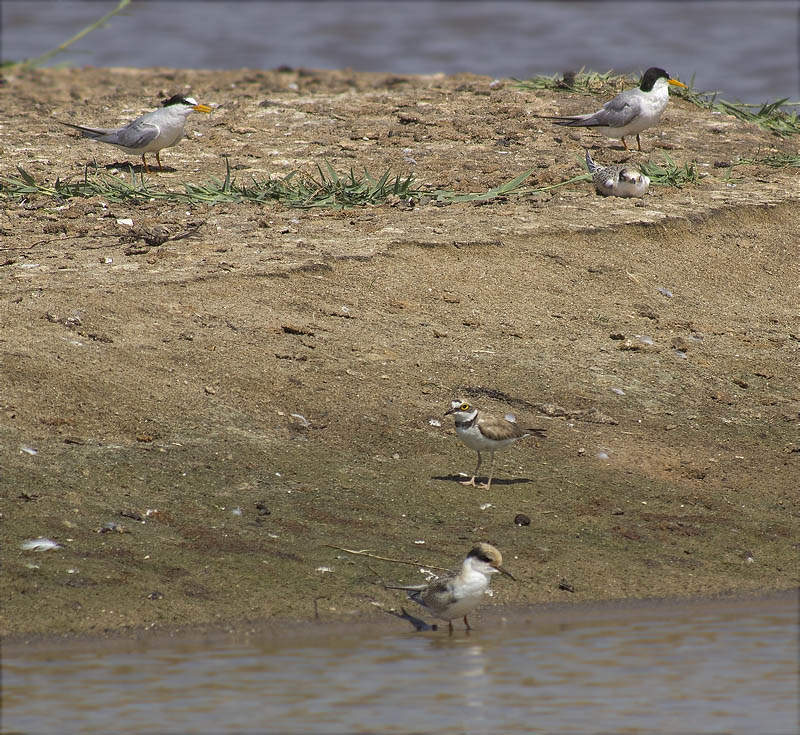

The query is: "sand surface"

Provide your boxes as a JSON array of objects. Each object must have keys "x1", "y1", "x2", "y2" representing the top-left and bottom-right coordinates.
[{"x1": 1, "y1": 67, "x2": 798, "y2": 639}]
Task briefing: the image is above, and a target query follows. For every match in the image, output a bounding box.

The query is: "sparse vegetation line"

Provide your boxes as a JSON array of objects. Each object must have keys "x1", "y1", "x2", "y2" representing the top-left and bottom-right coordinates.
[{"x1": 0, "y1": 153, "x2": 706, "y2": 209}]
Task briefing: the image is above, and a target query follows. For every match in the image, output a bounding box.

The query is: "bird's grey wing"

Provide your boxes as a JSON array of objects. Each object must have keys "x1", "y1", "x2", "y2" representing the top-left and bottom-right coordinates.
[
  {"x1": 477, "y1": 414, "x2": 527, "y2": 441},
  {"x1": 98, "y1": 119, "x2": 160, "y2": 149},
  {"x1": 419, "y1": 576, "x2": 458, "y2": 608},
  {"x1": 585, "y1": 90, "x2": 642, "y2": 128}
]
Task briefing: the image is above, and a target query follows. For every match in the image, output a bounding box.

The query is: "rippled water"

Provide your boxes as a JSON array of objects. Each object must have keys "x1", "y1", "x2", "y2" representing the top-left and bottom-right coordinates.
[
  {"x1": 2, "y1": 1, "x2": 798, "y2": 103},
  {"x1": 4, "y1": 593, "x2": 797, "y2": 734}
]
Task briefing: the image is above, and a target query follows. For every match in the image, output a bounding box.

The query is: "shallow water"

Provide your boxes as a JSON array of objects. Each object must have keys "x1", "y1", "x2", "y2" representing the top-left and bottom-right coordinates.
[
  {"x1": 2, "y1": 0, "x2": 798, "y2": 103},
  {"x1": 4, "y1": 592, "x2": 797, "y2": 734}
]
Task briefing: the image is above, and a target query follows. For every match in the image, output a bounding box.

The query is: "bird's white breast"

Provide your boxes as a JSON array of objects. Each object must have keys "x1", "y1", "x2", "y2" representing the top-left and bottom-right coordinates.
[{"x1": 456, "y1": 422, "x2": 517, "y2": 451}]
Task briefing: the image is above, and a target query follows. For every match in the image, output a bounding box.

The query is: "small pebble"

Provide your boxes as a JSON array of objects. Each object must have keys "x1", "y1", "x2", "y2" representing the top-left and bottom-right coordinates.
[{"x1": 514, "y1": 513, "x2": 531, "y2": 526}]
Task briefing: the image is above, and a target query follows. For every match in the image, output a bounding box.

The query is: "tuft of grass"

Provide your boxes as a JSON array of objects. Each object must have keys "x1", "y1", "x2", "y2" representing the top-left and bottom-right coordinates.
[
  {"x1": 0, "y1": 159, "x2": 597, "y2": 209},
  {"x1": 724, "y1": 152, "x2": 800, "y2": 169},
  {"x1": 640, "y1": 154, "x2": 698, "y2": 188},
  {"x1": 428, "y1": 168, "x2": 536, "y2": 203},
  {"x1": 514, "y1": 68, "x2": 623, "y2": 96},
  {"x1": 1, "y1": 159, "x2": 423, "y2": 209},
  {"x1": 671, "y1": 79, "x2": 800, "y2": 138}
]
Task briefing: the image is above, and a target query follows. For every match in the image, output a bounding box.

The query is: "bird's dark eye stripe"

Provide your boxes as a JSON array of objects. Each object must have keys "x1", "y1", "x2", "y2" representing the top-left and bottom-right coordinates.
[{"x1": 476, "y1": 553, "x2": 492, "y2": 563}]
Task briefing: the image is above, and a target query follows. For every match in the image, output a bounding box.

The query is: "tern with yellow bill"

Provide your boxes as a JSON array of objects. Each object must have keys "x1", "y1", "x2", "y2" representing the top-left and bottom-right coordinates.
[
  {"x1": 545, "y1": 67, "x2": 687, "y2": 151},
  {"x1": 58, "y1": 94, "x2": 212, "y2": 171}
]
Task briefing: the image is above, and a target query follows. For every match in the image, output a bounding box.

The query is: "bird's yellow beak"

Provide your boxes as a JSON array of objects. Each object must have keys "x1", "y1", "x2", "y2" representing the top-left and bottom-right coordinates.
[
  {"x1": 668, "y1": 78, "x2": 687, "y2": 89},
  {"x1": 193, "y1": 103, "x2": 213, "y2": 113}
]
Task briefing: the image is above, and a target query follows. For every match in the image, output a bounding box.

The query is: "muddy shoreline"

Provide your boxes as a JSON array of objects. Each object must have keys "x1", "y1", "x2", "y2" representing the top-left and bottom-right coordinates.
[
  {"x1": 1, "y1": 67, "x2": 798, "y2": 640},
  {"x1": 5, "y1": 588, "x2": 796, "y2": 651}
]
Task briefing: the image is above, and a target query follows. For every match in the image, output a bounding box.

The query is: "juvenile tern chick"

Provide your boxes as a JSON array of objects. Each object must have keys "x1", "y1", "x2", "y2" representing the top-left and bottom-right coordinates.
[
  {"x1": 386, "y1": 543, "x2": 515, "y2": 633},
  {"x1": 445, "y1": 399, "x2": 546, "y2": 490},
  {"x1": 546, "y1": 67, "x2": 687, "y2": 151},
  {"x1": 585, "y1": 150, "x2": 650, "y2": 197},
  {"x1": 58, "y1": 95, "x2": 212, "y2": 171}
]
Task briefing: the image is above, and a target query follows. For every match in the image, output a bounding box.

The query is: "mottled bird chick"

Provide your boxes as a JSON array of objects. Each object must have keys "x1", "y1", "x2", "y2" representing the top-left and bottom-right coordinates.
[{"x1": 585, "y1": 151, "x2": 650, "y2": 198}]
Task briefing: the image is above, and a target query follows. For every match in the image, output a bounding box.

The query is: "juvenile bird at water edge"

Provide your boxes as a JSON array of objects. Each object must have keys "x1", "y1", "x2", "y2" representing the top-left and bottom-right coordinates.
[{"x1": 386, "y1": 543, "x2": 515, "y2": 633}]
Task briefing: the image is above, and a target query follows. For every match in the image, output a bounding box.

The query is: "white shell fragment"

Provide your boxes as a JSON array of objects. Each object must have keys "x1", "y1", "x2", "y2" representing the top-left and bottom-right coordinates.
[
  {"x1": 21, "y1": 537, "x2": 62, "y2": 551},
  {"x1": 289, "y1": 413, "x2": 309, "y2": 427}
]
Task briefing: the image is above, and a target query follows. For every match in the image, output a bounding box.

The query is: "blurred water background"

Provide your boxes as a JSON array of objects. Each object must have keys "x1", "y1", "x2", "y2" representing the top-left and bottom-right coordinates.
[{"x1": 2, "y1": 0, "x2": 798, "y2": 103}]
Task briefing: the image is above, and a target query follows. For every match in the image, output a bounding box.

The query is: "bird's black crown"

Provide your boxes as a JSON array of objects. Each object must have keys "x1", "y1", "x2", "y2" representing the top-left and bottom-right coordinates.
[
  {"x1": 639, "y1": 67, "x2": 670, "y2": 92},
  {"x1": 161, "y1": 94, "x2": 193, "y2": 107}
]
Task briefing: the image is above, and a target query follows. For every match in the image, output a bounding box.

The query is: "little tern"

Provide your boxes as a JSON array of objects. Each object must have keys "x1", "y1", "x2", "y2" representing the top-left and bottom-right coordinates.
[
  {"x1": 545, "y1": 67, "x2": 687, "y2": 151},
  {"x1": 386, "y1": 543, "x2": 515, "y2": 633},
  {"x1": 58, "y1": 94, "x2": 212, "y2": 171}
]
